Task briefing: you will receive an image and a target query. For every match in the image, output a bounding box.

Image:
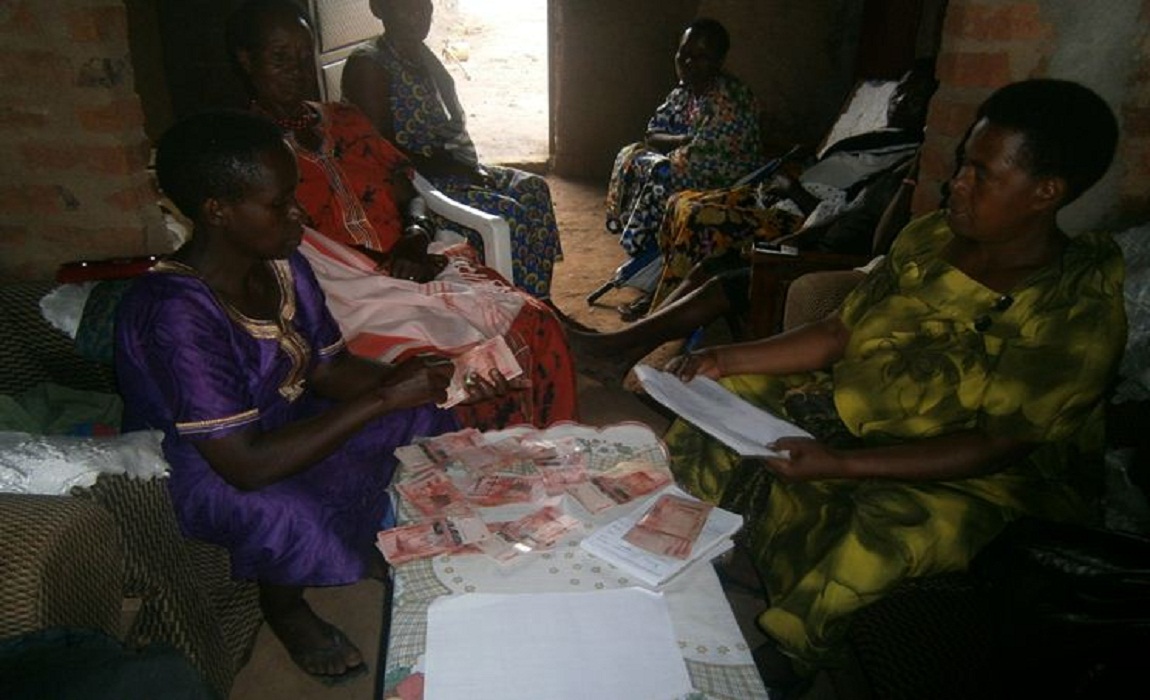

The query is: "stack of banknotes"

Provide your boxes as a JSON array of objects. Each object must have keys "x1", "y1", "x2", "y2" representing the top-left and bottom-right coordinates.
[
  {"x1": 580, "y1": 486, "x2": 743, "y2": 588},
  {"x1": 377, "y1": 428, "x2": 676, "y2": 566}
]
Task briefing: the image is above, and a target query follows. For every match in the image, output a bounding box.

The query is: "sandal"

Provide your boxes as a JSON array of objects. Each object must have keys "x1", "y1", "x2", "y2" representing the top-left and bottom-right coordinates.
[{"x1": 616, "y1": 295, "x2": 652, "y2": 322}]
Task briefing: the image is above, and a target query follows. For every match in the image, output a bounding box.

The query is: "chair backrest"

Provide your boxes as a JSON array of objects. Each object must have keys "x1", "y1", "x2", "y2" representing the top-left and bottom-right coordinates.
[
  {"x1": 817, "y1": 79, "x2": 898, "y2": 160},
  {"x1": 781, "y1": 269, "x2": 867, "y2": 332},
  {"x1": 411, "y1": 172, "x2": 514, "y2": 281}
]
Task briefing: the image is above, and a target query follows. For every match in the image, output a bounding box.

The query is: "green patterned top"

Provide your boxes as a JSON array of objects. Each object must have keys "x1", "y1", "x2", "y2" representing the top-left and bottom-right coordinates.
[{"x1": 833, "y1": 210, "x2": 1126, "y2": 444}]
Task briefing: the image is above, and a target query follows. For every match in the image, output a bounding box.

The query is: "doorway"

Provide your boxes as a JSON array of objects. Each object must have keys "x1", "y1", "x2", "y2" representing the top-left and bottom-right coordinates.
[{"x1": 429, "y1": 0, "x2": 549, "y2": 165}]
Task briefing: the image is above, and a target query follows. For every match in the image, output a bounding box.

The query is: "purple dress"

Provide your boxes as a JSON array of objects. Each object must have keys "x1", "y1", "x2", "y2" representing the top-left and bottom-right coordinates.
[{"x1": 115, "y1": 252, "x2": 456, "y2": 586}]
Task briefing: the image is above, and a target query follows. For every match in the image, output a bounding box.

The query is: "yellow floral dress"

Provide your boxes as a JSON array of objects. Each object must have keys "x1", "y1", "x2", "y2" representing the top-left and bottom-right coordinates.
[
  {"x1": 666, "y1": 210, "x2": 1127, "y2": 667},
  {"x1": 650, "y1": 184, "x2": 801, "y2": 307}
]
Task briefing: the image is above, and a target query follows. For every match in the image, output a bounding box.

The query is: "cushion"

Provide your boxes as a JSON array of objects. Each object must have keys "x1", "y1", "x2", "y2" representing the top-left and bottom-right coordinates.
[
  {"x1": 74, "y1": 280, "x2": 133, "y2": 366},
  {"x1": 0, "y1": 430, "x2": 168, "y2": 496},
  {"x1": 37, "y1": 280, "x2": 132, "y2": 366},
  {"x1": 0, "y1": 383, "x2": 122, "y2": 436},
  {"x1": 38, "y1": 283, "x2": 96, "y2": 339},
  {"x1": 1114, "y1": 223, "x2": 1150, "y2": 402}
]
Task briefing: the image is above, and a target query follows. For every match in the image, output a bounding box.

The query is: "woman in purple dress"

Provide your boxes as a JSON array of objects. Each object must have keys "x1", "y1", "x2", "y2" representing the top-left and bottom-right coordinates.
[{"x1": 115, "y1": 110, "x2": 459, "y2": 683}]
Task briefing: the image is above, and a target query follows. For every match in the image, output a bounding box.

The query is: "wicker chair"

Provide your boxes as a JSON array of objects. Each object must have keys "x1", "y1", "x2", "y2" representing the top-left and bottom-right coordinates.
[{"x1": 0, "y1": 281, "x2": 263, "y2": 699}]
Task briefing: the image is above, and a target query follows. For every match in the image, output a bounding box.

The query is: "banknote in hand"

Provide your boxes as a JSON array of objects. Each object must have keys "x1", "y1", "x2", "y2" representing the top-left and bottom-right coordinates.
[{"x1": 439, "y1": 335, "x2": 525, "y2": 408}]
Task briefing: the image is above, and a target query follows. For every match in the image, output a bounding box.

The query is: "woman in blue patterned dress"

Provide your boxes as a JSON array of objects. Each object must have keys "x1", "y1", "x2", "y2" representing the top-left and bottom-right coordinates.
[
  {"x1": 342, "y1": 0, "x2": 561, "y2": 300},
  {"x1": 605, "y1": 17, "x2": 763, "y2": 311}
]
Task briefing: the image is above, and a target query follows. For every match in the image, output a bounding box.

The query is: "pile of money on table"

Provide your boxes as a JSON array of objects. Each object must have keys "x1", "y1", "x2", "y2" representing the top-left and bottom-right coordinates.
[{"x1": 377, "y1": 427, "x2": 674, "y2": 566}]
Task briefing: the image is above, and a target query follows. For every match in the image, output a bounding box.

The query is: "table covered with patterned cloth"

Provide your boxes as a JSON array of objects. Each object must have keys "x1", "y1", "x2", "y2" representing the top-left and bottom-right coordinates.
[{"x1": 378, "y1": 422, "x2": 769, "y2": 700}]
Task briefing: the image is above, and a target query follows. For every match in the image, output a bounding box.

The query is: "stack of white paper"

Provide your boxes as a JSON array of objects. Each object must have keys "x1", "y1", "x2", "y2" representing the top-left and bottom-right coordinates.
[
  {"x1": 580, "y1": 486, "x2": 743, "y2": 588},
  {"x1": 424, "y1": 588, "x2": 694, "y2": 700}
]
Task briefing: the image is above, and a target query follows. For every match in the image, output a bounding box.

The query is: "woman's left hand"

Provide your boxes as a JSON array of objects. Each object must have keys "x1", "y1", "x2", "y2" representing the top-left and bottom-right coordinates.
[
  {"x1": 760, "y1": 437, "x2": 847, "y2": 481},
  {"x1": 457, "y1": 368, "x2": 530, "y2": 404},
  {"x1": 643, "y1": 131, "x2": 692, "y2": 155}
]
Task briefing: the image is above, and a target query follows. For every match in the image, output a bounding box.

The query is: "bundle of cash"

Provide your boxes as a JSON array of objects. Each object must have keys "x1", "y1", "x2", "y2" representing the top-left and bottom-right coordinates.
[
  {"x1": 567, "y1": 460, "x2": 672, "y2": 514},
  {"x1": 623, "y1": 493, "x2": 713, "y2": 559},
  {"x1": 539, "y1": 459, "x2": 589, "y2": 496},
  {"x1": 395, "y1": 469, "x2": 474, "y2": 517},
  {"x1": 394, "y1": 427, "x2": 487, "y2": 470},
  {"x1": 526, "y1": 436, "x2": 590, "y2": 495},
  {"x1": 439, "y1": 336, "x2": 525, "y2": 409},
  {"x1": 376, "y1": 515, "x2": 490, "y2": 565},
  {"x1": 464, "y1": 472, "x2": 547, "y2": 507},
  {"x1": 499, "y1": 504, "x2": 583, "y2": 550}
]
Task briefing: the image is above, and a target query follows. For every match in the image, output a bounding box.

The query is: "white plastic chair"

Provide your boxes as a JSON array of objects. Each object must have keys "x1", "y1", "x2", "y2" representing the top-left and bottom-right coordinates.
[{"x1": 411, "y1": 172, "x2": 514, "y2": 281}]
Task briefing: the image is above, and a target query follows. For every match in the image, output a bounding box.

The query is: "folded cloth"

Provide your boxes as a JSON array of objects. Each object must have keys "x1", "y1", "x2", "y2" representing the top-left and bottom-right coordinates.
[
  {"x1": 0, "y1": 430, "x2": 168, "y2": 496},
  {"x1": 38, "y1": 282, "x2": 97, "y2": 339},
  {"x1": 0, "y1": 383, "x2": 122, "y2": 436}
]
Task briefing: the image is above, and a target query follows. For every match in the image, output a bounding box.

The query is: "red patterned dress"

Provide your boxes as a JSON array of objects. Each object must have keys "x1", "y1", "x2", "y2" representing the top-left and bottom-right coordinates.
[{"x1": 290, "y1": 101, "x2": 577, "y2": 429}]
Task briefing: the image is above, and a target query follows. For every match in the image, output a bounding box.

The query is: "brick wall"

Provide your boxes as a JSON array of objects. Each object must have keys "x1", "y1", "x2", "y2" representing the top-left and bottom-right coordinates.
[
  {"x1": 913, "y1": 0, "x2": 1150, "y2": 232},
  {"x1": 0, "y1": 0, "x2": 164, "y2": 280}
]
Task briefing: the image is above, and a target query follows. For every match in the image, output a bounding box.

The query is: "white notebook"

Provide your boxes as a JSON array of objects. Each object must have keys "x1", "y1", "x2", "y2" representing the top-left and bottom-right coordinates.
[{"x1": 580, "y1": 486, "x2": 743, "y2": 588}]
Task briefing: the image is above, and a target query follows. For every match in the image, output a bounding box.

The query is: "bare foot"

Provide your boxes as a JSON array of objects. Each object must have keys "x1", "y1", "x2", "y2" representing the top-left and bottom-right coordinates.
[
  {"x1": 265, "y1": 599, "x2": 365, "y2": 681},
  {"x1": 543, "y1": 298, "x2": 599, "y2": 334},
  {"x1": 567, "y1": 328, "x2": 638, "y2": 385}
]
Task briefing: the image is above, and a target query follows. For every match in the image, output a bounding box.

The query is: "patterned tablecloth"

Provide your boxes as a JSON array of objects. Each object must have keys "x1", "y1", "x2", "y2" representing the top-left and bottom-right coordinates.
[{"x1": 379, "y1": 421, "x2": 769, "y2": 700}]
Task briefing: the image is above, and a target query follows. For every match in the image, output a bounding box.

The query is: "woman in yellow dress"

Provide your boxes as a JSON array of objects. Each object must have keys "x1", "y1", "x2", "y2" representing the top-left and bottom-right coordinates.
[{"x1": 664, "y1": 79, "x2": 1126, "y2": 687}]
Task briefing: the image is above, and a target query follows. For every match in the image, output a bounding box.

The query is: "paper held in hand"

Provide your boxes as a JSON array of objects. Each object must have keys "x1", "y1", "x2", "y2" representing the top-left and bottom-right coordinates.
[{"x1": 633, "y1": 364, "x2": 813, "y2": 457}]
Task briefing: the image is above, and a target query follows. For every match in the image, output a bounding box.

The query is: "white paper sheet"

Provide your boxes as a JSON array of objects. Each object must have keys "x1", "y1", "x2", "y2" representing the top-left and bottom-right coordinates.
[
  {"x1": 634, "y1": 364, "x2": 813, "y2": 457},
  {"x1": 424, "y1": 588, "x2": 694, "y2": 700}
]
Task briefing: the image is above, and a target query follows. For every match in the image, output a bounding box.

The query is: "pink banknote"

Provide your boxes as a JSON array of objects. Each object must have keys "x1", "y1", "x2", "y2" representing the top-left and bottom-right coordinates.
[
  {"x1": 376, "y1": 516, "x2": 490, "y2": 566},
  {"x1": 439, "y1": 336, "x2": 525, "y2": 408},
  {"x1": 578, "y1": 460, "x2": 671, "y2": 506},
  {"x1": 623, "y1": 494, "x2": 713, "y2": 559},
  {"x1": 395, "y1": 469, "x2": 474, "y2": 517},
  {"x1": 464, "y1": 472, "x2": 547, "y2": 507}
]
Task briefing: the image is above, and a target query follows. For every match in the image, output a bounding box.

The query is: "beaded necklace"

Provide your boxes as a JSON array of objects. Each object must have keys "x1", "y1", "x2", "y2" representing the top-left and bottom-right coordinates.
[{"x1": 252, "y1": 101, "x2": 320, "y2": 131}]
